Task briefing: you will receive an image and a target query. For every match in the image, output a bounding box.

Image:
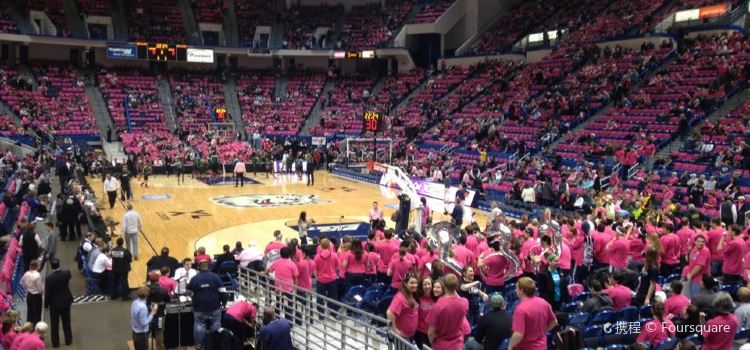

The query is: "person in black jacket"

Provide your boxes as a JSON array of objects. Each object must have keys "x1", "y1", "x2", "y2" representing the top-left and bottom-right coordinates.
[
  {"x1": 580, "y1": 279, "x2": 613, "y2": 314},
  {"x1": 213, "y1": 245, "x2": 236, "y2": 274},
  {"x1": 147, "y1": 272, "x2": 171, "y2": 350},
  {"x1": 45, "y1": 258, "x2": 74, "y2": 347},
  {"x1": 59, "y1": 196, "x2": 82, "y2": 241},
  {"x1": 465, "y1": 293, "x2": 513, "y2": 350},
  {"x1": 120, "y1": 168, "x2": 133, "y2": 201},
  {"x1": 111, "y1": 237, "x2": 133, "y2": 300},
  {"x1": 536, "y1": 253, "x2": 569, "y2": 311},
  {"x1": 146, "y1": 247, "x2": 180, "y2": 276},
  {"x1": 20, "y1": 222, "x2": 41, "y2": 272}
]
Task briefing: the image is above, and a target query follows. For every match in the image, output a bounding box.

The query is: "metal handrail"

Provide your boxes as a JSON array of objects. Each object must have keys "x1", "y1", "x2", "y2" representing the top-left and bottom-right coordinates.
[{"x1": 238, "y1": 267, "x2": 430, "y2": 350}]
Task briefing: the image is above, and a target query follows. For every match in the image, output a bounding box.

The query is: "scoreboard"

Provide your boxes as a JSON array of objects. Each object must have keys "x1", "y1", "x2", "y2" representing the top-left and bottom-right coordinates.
[
  {"x1": 136, "y1": 42, "x2": 187, "y2": 62},
  {"x1": 363, "y1": 111, "x2": 383, "y2": 132},
  {"x1": 107, "y1": 42, "x2": 213, "y2": 63}
]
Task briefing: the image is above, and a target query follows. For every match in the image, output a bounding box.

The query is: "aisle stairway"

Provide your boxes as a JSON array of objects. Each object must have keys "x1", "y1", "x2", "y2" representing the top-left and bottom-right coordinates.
[
  {"x1": 156, "y1": 78, "x2": 178, "y2": 132},
  {"x1": 110, "y1": 0, "x2": 129, "y2": 40},
  {"x1": 62, "y1": 0, "x2": 88, "y2": 38},
  {"x1": 177, "y1": 0, "x2": 202, "y2": 45},
  {"x1": 223, "y1": 74, "x2": 245, "y2": 134}
]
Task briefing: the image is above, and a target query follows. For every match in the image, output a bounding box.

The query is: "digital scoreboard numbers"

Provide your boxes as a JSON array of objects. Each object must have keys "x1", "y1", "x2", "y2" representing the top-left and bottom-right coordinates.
[
  {"x1": 136, "y1": 42, "x2": 187, "y2": 61},
  {"x1": 363, "y1": 111, "x2": 382, "y2": 132}
]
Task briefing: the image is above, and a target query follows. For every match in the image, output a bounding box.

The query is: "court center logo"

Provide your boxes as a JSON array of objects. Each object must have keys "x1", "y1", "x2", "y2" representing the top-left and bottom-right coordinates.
[{"x1": 212, "y1": 194, "x2": 332, "y2": 208}]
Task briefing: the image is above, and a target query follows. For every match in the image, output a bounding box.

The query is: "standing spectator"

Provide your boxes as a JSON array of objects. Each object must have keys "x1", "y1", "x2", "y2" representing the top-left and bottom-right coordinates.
[
  {"x1": 233, "y1": 158, "x2": 246, "y2": 187},
  {"x1": 415, "y1": 277, "x2": 440, "y2": 349},
  {"x1": 121, "y1": 203, "x2": 142, "y2": 260},
  {"x1": 604, "y1": 272, "x2": 633, "y2": 312},
  {"x1": 267, "y1": 247, "x2": 299, "y2": 319},
  {"x1": 147, "y1": 272, "x2": 170, "y2": 350},
  {"x1": 20, "y1": 260, "x2": 43, "y2": 325},
  {"x1": 59, "y1": 196, "x2": 82, "y2": 241},
  {"x1": 427, "y1": 274, "x2": 469, "y2": 350},
  {"x1": 508, "y1": 277, "x2": 558, "y2": 350},
  {"x1": 258, "y1": 307, "x2": 294, "y2": 350},
  {"x1": 683, "y1": 234, "x2": 711, "y2": 297},
  {"x1": 20, "y1": 223, "x2": 42, "y2": 272},
  {"x1": 45, "y1": 258, "x2": 73, "y2": 347},
  {"x1": 368, "y1": 201, "x2": 384, "y2": 227},
  {"x1": 103, "y1": 173, "x2": 119, "y2": 209},
  {"x1": 305, "y1": 155, "x2": 314, "y2": 186},
  {"x1": 720, "y1": 225, "x2": 746, "y2": 285},
  {"x1": 111, "y1": 237, "x2": 133, "y2": 300},
  {"x1": 459, "y1": 266, "x2": 488, "y2": 325},
  {"x1": 465, "y1": 293, "x2": 513, "y2": 350},
  {"x1": 120, "y1": 167, "x2": 133, "y2": 201},
  {"x1": 702, "y1": 292, "x2": 739, "y2": 350},
  {"x1": 187, "y1": 257, "x2": 225, "y2": 348},
  {"x1": 313, "y1": 239, "x2": 339, "y2": 312},
  {"x1": 535, "y1": 253, "x2": 568, "y2": 311},
  {"x1": 387, "y1": 274, "x2": 419, "y2": 339},
  {"x1": 634, "y1": 249, "x2": 659, "y2": 307},
  {"x1": 131, "y1": 286, "x2": 158, "y2": 350}
]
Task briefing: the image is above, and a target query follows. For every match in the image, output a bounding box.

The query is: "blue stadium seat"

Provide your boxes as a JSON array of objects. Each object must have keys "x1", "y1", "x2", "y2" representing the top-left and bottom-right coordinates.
[
  {"x1": 663, "y1": 274, "x2": 681, "y2": 284},
  {"x1": 604, "y1": 345, "x2": 628, "y2": 350},
  {"x1": 569, "y1": 312, "x2": 591, "y2": 329},
  {"x1": 589, "y1": 310, "x2": 616, "y2": 325},
  {"x1": 497, "y1": 338, "x2": 510, "y2": 350},
  {"x1": 685, "y1": 333, "x2": 702, "y2": 345},
  {"x1": 343, "y1": 285, "x2": 366, "y2": 307},
  {"x1": 616, "y1": 306, "x2": 639, "y2": 322},
  {"x1": 572, "y1": 292, "x2": 590, "y2": 303},
  {"x1": 361, "y1": 290, "x2": 382, "y2": 313},
  {"x1": 374, "y1": 295, "x2": 393, "y2": 317},
  {"x1": 735, "y1": 328, "x2": 750, "y2": 341},
  {"x1": 583, "y1": 325, "x2": 604, "y2": 338},
  {"x1": 719, "y1": 284, "x2": 739, "y2": 296},
  {"x1": 653, "y1": 337, "x2": 677, "y2": 350},
  {"x1": 562, "y1": 301, "x2": 581, "y2": 313},
  {"x1": 640, "y1": 304, "x2": 652, "y2": 318}
]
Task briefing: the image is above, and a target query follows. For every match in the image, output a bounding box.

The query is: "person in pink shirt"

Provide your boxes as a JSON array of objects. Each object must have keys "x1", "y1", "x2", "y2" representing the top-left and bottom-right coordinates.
[
  {"x1": 706, "y1": 219, "x2": 725, "y2": 275},
  {"x1": 342, "y1": 238, "x2": 369, "y2": 287},
  {"x1": 593, "y1": 223, "x2": 612, "y2": 266},
  {"x1": 414, "y1": 276, "x2": 443, "y2": 349},
  {"x1": 604, "y1": 272, "x2": 633, "y2": 312},
  {"x1": 417, "y1": 246, "x2": 438, "y2": 278},
  {"x1": 427, "y1": 274, "x2": 469, "y2": 350},
  {"x1": 683, "y1": 234, "x2": 711, "y2": 297},
  {"x1": 387, "y1": 274, "x2": 419, "y2": 339},
  {"x1": 636, "y1": 302, "x2": 674, "y2": 346},
  {"x1": 452, "y1": 236, "x2": 475, "y2": 269},
  {"x1": 267, "y1": 247, "x2": 299, "y2": 293},
  {"x1": 664, "y1": 280, "x2": 690, "y2": 318},
  {"x1": 365, "y1": 243, "x2": 379, "y2": 283},
  {"x1": 720, "y1": 225, "x2": 746, "y2": 285},
  {"x1": 222, "y1": 301, "x2": 257, "y2": 342},
  {"x1": 675, "y1": 218, "x2": 696, "y2": 265},
  {"x1": 374, "y1": 230, "x2": 400, "y2": 283},
  {"x1": 158, "y1": 266, "x2": 177, "y2": 296},
  {"x1": 264, "y1": 230, "x2": 287, "y2": 255},
  {"x1": 296, "y1": 250, "x2": 314, "y2": 291},
  {"x1": 313, "y1": 239, "x2": 340, "y2": 304},
  {"x1": 388, "y1": 247, "x2": 416, "y2": 290},
  {"x1": 465, "y1": 229, "x2": 479, "y2": 256},
  {"x1": 478, "y1": 239, "x2": 509, "y2": 294},
  {"x1": 507, "y1": 277, "x2": 557, "y2": 350},
  {"x1": 702, "y1": 292, "x2": 739, "y2": 350},
  {"x1": 606, "y1": 226, "x2": 630, "y2": 271},
  {"x1": 368, "y1": 201, "x2": 384, "y2": 227},
  {"x1": 10, "y1": 322, "x2": 46, "y2": 350},
  {"x1": 659, "y1": 223, "x2": 681, "y2": 276}
]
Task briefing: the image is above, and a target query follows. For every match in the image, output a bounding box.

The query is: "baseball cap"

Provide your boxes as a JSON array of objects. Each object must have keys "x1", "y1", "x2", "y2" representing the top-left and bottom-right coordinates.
[
  {"x1": 148, "y1": 272, "x2": 160, "y2": 283},
  {"x1": 487, "y1": 293, "x2": 505, "y2": 309},
  {"x1": 195, "y1": 255, "x2": 211, "y2": 265}
]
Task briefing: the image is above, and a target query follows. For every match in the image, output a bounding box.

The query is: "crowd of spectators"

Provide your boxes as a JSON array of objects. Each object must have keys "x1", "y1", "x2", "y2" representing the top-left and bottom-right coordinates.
[
  {"x1": 281, "y1": 5, "x2": 342, "y2": 50},
  {"x1": 410, "y1": 0, "x2": 455, "y2": 24},
  {"x1": 339, "y1": 1, "x2": 413, "y2": 49},
  {"x1": 235, "y1": 0, "x2": 275, "y2": 47},
  {"x1": 169, "y1": 70, "x2": 226, "y2": 133},
  {"x1": 125, "y1": 0, "x2": 186, "y2": 43},
  {"x1": 190, "y1": 0, "x2": 226, "y2": 24},
  {"x1": 28, "y1": 0, "x2": 70, "y2": 37}
]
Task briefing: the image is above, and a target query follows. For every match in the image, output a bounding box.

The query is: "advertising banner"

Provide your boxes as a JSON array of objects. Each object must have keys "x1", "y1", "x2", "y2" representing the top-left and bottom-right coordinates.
[
  {"x1": 186, "y1": 48, "x2": 214, "y2": 63},
  {"x1": 107, "y1": 44, "x2": 137, "y2": 60}
]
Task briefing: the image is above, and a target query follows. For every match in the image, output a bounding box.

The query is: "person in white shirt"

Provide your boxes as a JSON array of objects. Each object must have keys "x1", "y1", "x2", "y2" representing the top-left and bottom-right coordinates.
[
  {"x1": 92, "y1": 247, "x2": 112, "y2": 294},
  {"x1": 103, "y1": 173, "x2": 120, "y2": 209},
  {"x1": 20, "y1": 259, "x2": 44, "y2": 324},
  {"x1": 237, "y1": 241, "x2": 264, "y2": 270},
  {"x1": 521, "y1": 185, "x2": 536, "y2": 203},
  {"x1": 487, "y1": 201, "x2": 504, "y2": 228},
  {"x1": 431, "y1": 167, "x2": 443, "y2": 182},
  {"x1": 368, "y1": 201, "x2": 384, "y2": 227},
  {"x1": 121, "y1": 204, "x2": 143, "y2": 260},
  {"x1": 173, "y1": 258, "x2": 198, "y2": 294},
  {"x1": 234, "y1": 159, "x2": 247, "y2": 187}
]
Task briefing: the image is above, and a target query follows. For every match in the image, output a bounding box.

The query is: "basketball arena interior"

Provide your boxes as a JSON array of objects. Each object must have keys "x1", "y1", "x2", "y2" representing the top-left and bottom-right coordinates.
[{"x1": 0, "y1": 0, "x2": 749, "y2": 349}]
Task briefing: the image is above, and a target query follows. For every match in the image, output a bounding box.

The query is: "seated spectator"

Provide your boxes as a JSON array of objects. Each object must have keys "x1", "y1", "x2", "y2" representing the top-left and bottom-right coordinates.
[
  {"x1": 465, "y1": 293, "x2": 513, "y2": 350},
  {"x1": 214, "y1": 245, "x2": 236, "y2": 273},
  {"x1": 735, "y1": 287, "x2": 750, "y2": 329},
  {"x1": 146, "y1": 247, "x2": 180, "y2": 276},
  {"x1": 692, "y1": 275, "x2": 717, "y2": 319},
  {"x1": 664, "y1": 280, "x2": 690, "y2": 318},
  {"x1": 637, "y1": 302, "x2": 674, "y2": 346},
  {"x1": 604, "y1": 272, "x2": 633, "y2": 312},
  {"x1": 702, "y1": 292, "x2": 739, "y2": 350},
  {"x1": 581, "y1": 279, "x2": 613, "y2": 314}
]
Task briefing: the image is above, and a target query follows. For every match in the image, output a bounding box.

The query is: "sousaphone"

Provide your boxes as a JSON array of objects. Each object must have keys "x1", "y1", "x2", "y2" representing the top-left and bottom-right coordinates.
[{"x1": 426, "y1": 221, "x2": 463, "y2": 275}]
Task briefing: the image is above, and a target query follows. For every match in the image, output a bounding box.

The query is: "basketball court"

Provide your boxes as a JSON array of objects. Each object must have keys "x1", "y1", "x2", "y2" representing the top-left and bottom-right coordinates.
[{"x1": 87, "y1": 170, "x2": 489, "y2": 286}]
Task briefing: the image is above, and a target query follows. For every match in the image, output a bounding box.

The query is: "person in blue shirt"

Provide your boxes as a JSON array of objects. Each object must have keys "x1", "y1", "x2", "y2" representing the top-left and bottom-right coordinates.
[
  {"x1": 131, "y1": 286, "x2": 158, "y2": 350},
  {"x1": 535, "y1": 253, "x2": 569, "y2": 311},
  {"x1": 187, "y1": 257, "x2": 225, "y2": 349},
  {"x1": 258, "y1": 307, "x2": 296, "y2": 350}
]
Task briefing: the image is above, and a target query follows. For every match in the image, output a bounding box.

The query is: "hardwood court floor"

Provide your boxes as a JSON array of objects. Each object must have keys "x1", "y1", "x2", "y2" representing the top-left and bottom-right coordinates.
[{"x1": 87, "y1": 171, "x2": 488, "y2": 286}]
